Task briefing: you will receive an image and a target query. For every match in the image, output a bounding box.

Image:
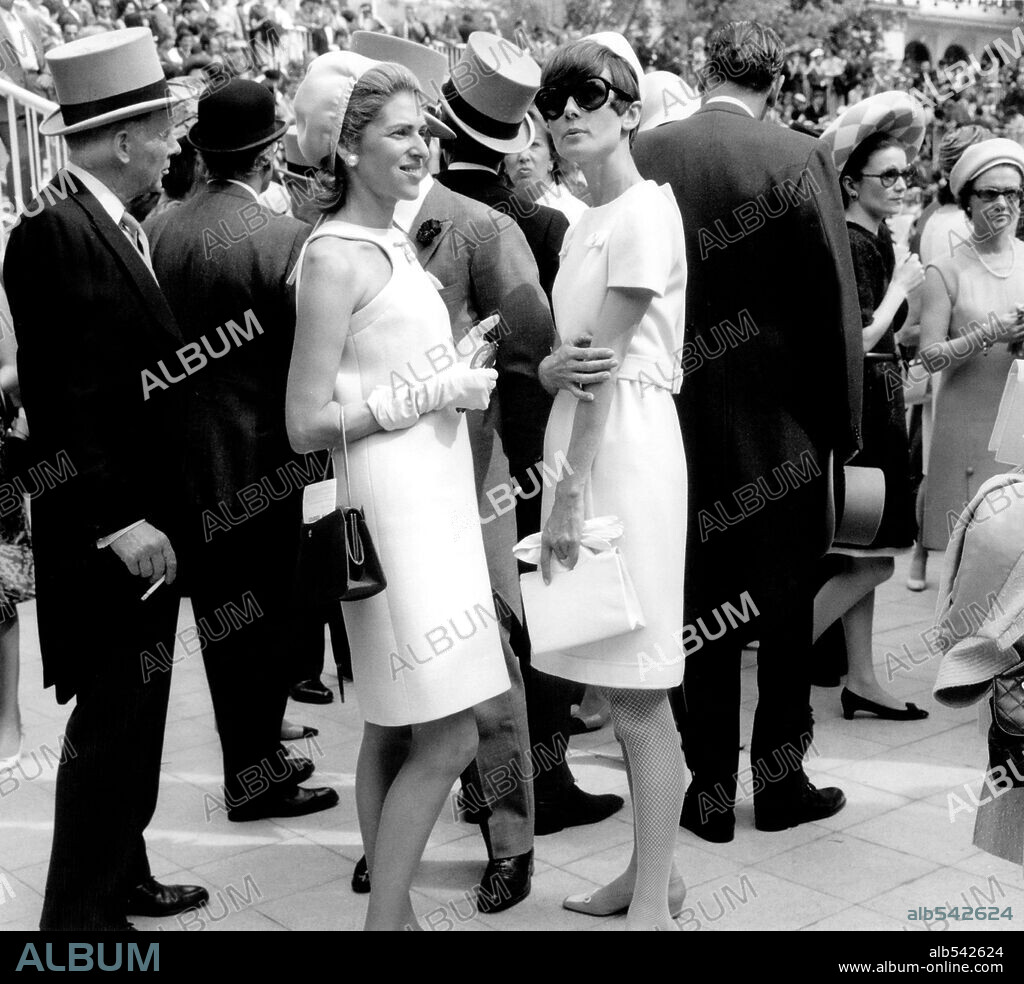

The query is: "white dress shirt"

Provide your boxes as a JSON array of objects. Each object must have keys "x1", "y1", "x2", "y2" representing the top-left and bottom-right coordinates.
[{"x1": 703, "y1": 96, "x2": 756, "y2": 118}]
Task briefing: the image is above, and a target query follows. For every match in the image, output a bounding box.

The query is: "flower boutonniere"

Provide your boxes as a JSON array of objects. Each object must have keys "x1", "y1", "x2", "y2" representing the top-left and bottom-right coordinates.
[{"x1": 416, "y1": 218, "x2": 443, "y2": 247}]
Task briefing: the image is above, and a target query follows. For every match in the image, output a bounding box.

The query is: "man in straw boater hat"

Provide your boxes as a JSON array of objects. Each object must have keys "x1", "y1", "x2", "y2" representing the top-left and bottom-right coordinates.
[
  {"x1": 144, "y1": 79, "x2": 341, "y2": 823},
  {"x1": 346, "y1": 30, "x2": 622, "y2": 912},
  {"x1": 3, "y1": 28, "x2": 209, "y2": 929}
]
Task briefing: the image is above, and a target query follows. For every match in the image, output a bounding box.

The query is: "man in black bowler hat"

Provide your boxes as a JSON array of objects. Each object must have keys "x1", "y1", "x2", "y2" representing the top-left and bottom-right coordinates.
[{"x1": 145, "y1": 78, "x2": 339, "y2": 822}]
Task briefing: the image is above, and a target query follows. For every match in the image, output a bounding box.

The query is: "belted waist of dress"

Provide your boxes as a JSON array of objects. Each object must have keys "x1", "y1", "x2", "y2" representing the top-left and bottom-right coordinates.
[{"x1": 616, "y1": 353, "x2": 682, "y2": 394}]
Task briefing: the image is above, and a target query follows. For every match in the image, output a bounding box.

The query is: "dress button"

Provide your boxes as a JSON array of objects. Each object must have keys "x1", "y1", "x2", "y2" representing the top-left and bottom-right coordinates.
[{"x1": 966, "y1": 467, "x2": 975, "y2": 477}]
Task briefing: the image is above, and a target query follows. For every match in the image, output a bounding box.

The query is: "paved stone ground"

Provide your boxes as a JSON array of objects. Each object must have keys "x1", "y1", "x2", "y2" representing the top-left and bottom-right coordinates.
[{"x1": 2, "y1": 552, "x2": 1022, "y2": 932}]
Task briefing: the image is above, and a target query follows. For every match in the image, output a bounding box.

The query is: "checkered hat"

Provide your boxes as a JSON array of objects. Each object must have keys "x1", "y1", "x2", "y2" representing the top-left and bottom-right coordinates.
[{"x1": 819, "y1": 91, "x2": 926, "y2": 176}]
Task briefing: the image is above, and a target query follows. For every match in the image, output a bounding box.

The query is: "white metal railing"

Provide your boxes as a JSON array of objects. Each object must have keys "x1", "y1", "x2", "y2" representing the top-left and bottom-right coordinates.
[
  {"x1": 0, "y1": 78, "x2": 66, "y2": 250},
  {"x1": 281, "y1": 27, "x2": 315, "y2": 66},
  {"x1": 430, "y1": 39, "x2": 465, "y2": 71}
]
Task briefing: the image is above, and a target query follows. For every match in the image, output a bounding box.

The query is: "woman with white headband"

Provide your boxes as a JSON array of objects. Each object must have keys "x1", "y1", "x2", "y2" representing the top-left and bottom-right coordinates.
[
  {"x1": 285, "y1": 51, "x2": 509, "y2": 931},
  {"x1": 533, "y1": 33, "x2": 688, "y2": 931}
]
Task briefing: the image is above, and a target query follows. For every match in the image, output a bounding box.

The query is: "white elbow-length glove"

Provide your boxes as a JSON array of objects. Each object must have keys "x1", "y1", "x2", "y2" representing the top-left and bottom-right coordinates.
[{"x1": 366, "y1": 365, "x2": 498, "y2": 431}]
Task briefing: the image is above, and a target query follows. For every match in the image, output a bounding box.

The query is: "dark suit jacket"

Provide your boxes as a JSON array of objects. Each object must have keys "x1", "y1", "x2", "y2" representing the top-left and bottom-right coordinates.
[
  {"x1": 144, "y1": 182, "x2": 310, "y2": 520},
  {"x1": 634, "y1": 103, "x2": 863, "y2": 611},
  {"x1": 436, "y1": 167, "x2": 569, "y2": 303},
  {"x1": 409, "y1": 179, "x2": 555, "y2": 616},
  {"x1": 3, "y1": 178, "x2": 187, "y2": 700}
]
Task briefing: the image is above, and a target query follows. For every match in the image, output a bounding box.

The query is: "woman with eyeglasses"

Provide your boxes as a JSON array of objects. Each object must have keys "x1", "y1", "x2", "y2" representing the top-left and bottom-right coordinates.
[
  {"x1": 532, "y1": 34, "x2": 687, "y2": 931},
  {"x1": 919, "y1": 138, "x2": 1024, "y2": 555},
  {"x1": 814, "y1": 96, "x2": 929, "y2": 722}
]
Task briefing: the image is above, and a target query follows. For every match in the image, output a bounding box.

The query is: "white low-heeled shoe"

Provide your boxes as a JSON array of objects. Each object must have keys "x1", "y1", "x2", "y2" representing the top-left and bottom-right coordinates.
[{"x1": 562, "y1": 878, "x2": 687, "y2": 918}]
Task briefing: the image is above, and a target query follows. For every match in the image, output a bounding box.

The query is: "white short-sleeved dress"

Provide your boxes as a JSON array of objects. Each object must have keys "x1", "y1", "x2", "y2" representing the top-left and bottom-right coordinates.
[
  {"x1": 295, "y1": 219, "x2": 510, "y2": 726},
  {"x1": 535, "y1": 180, "x2": 688, "y2": 690}
]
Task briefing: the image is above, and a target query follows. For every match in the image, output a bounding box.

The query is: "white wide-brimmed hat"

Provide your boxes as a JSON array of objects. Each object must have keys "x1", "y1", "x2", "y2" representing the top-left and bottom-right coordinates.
[
  {"x1": 819, "y1": 90, "x2": 926, "y2": 176},
  {"x1": 932, "y1": 474, "x2": 1024, "y2": 707},
  {"x1": 41, "y1": 28, "x2": 186, "y2": 137}
]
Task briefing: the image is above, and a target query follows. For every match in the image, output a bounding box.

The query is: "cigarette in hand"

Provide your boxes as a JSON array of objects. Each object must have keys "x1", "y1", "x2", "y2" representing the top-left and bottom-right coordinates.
[{"x1": 140, "y1": 575, "x2": 166, "y2": 601}]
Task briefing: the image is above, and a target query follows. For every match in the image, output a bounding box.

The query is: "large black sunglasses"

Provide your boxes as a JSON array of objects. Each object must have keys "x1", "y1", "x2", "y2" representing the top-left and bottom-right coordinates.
[{"x1": 535, "y1": 77, "x2": 635, "y2": 122}]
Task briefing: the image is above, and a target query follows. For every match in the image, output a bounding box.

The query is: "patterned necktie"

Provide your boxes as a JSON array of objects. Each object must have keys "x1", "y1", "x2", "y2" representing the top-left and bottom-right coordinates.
[{"x1": 119, "y1": 211, "x2": 156, "y2": 278}]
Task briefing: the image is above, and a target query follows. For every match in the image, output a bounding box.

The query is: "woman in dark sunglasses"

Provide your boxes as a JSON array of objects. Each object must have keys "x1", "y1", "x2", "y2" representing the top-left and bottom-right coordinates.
[
  {"x1": 532, "y1": 33, "x2": 688, "y2": 931},
  {"x1": 814, "y1": 108, "x2": 928, "y2": 723}
]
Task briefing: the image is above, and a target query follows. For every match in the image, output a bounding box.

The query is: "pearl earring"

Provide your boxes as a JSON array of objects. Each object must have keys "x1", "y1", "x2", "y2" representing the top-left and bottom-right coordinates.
[{"x1": 345, "y1": 153, "x2": 359, "y2": 167}]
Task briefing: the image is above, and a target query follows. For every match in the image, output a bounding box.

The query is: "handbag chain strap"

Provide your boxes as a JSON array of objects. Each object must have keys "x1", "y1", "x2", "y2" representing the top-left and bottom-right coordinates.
[{"x1": 338, "y1": 406, "x2": 354, "y2": 506}]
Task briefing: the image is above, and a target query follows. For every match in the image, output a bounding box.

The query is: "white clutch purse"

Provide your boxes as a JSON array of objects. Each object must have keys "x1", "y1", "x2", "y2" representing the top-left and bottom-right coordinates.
[{"x1": 513, "y1": 516, "x2": 645, "y2": 655}]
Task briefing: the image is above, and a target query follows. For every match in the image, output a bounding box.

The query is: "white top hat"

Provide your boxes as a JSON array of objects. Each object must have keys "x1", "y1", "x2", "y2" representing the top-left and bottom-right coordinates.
[{"x1": 41, "y1": 28, "x2": 186, "y2": 137}]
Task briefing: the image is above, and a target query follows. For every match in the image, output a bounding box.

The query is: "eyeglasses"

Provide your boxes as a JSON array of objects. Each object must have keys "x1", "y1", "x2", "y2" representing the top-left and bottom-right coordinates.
[
  {"x1": 535, "y1": 77, "x2": 634, "y2": 122},
  {"x1": 972, "y1": 187, "x2": 1023, "y2": 205},
  {"x1": 859, "y1": 166, "x2": 916, "y2": 188}
]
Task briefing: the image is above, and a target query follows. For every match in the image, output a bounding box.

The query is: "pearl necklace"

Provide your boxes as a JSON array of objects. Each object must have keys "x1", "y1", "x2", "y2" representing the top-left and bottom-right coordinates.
[{"x1": 970, "y1": 239, "x2": 1018, "y2": 280}]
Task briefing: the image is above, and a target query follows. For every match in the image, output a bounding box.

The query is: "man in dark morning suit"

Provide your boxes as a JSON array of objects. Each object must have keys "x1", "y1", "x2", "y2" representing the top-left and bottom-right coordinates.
[
  {"x1": 633, "y1": 22, "x2": 864, "y2": 841},
  {"x1": 2, "y1": 30, "x2": 208, "y2": 929},
  {"x1": 145, "y1": 80, "x2": 338, "y2": 822},
  {"x1": 346, "y1": 31, "x2": 621, "y2": 909}
]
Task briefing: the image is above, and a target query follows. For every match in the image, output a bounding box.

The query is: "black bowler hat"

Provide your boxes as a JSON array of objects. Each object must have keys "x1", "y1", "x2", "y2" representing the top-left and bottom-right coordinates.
[{"x1": 188, "y1": 78, "x2": 287, "y2": 153}]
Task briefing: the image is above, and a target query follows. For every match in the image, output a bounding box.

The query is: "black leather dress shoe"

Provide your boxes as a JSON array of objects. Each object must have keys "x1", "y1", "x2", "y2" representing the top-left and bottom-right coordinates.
[
  {"x1": 535, "y1": 784, "x2": 624, "y2": 835},
  {"x1": 228, "y1": 785, "x2": 340, "y2": 822},
  {"x1": 475, "y1": 850, "x2": 533, "y2": 914},
  {"x1": 126, "y1": 878, "x2": 209, "y2": 917},
  {"x1": 289, "y1": 679, "x2": 334, "y2": 704},
  {"x1": 351, "y1": 855, "x2": 371, "y2": 894},
  {"x1": 680, "y1": 788, "x2": 735, "y2": 843},
  {"x1": 287, "y1": 755, "x2": 315, "y2": 784},
  {"x1": 755, "y1": 781, "x2": 846, "y2": 832}
]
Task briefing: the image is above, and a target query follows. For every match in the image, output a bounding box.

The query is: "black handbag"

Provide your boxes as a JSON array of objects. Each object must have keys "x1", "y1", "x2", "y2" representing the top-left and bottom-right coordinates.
[
  {"x1": 992, "y1": 658, "x2": 1024, "y2": 739},
  {"x1": 296, "y1": 412, "x2": 386, "y2": 606}
]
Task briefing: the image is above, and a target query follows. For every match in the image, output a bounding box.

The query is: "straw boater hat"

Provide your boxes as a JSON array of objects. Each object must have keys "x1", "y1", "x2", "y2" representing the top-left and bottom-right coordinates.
[
  {"x1": 819, "y1": 90, "x2": 927, "y2": 176},
  {"x1": 949, "y1": 137, "x2": 1024, "y2": 197},
  {"x1": 437, "y1": 31, "x2": 539, "y2": 154},
  {"x1": 40, "y1": 28, "x2": 186, "y2": 137},
  {"x1": 932, "y1": 474, "x2": 1024, "y2": 708}
]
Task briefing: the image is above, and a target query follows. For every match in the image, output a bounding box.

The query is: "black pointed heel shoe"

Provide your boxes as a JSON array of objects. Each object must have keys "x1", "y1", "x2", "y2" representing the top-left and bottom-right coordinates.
[{"x1": 841, "y1": 687, "x2": 929, "y2": 721}]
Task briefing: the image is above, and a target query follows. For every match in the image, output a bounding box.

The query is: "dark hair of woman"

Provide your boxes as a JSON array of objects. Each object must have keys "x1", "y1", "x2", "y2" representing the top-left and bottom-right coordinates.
[
  {"x1": 315, "y1": 62, "x2": 420, "y2": 214},
  {"x1": 540, "y1": 39, "x2": 640, "y2": 114},
  {"x1": 539, "y1": 40, "x2": 641, "y2": 147},
  {"x1": 839, "y1": 132, "x2": 903, "y2": 209}
]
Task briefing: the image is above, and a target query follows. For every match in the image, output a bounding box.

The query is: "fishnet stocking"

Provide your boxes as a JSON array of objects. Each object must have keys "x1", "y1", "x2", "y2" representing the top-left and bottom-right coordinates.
[{"x1": 585, "y1": 688, "x2": 686, "y2": 930}]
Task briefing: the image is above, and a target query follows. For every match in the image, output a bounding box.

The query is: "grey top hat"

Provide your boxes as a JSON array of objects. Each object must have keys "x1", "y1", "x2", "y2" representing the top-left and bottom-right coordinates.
[{"x1": 41, "y1": 28, "x2": 187, "y2": 137}]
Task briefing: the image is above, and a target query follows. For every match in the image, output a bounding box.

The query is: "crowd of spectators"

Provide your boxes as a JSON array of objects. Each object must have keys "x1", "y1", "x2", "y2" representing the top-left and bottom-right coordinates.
[{"x1": 11, "y1": 0, "x2": 1024, "y2": 225}]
